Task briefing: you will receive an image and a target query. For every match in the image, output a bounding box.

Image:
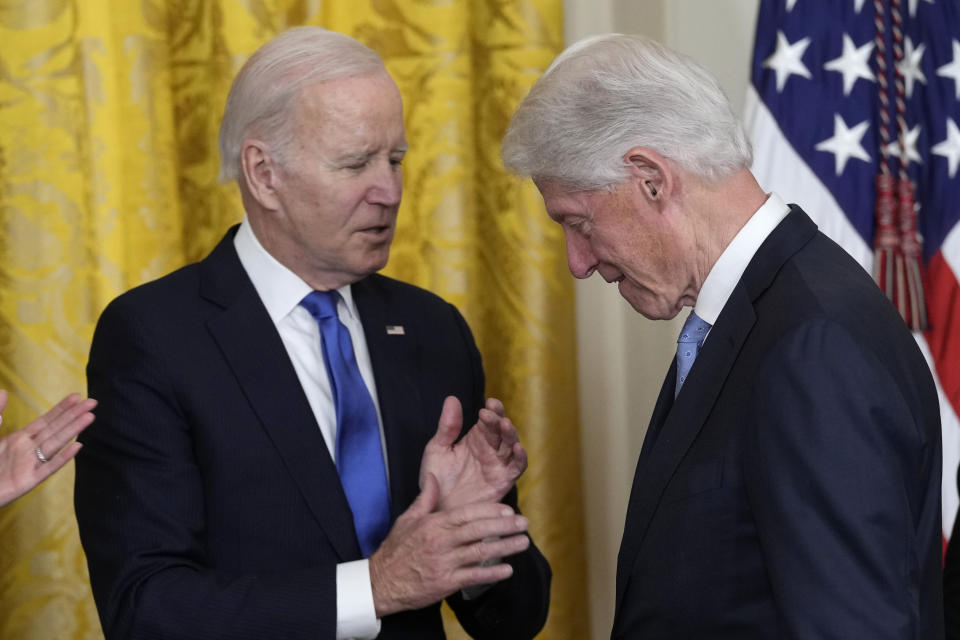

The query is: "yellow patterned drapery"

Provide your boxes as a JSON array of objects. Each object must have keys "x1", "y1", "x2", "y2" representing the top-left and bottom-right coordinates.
[{"x1": 0, "y1": 1, "x2": 586, "y2": 638}]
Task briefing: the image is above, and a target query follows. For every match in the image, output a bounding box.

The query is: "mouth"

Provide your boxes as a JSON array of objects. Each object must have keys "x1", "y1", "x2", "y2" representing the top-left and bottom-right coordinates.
[
  {"x1": 359, "y1": 224, "x2": 393, "y2": 238},
  {"x1": 595, "y1": 262, "x2": 624, "y2": 283}
]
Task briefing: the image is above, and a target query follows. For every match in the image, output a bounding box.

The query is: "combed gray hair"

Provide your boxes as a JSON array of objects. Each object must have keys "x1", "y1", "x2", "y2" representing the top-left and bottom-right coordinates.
[
  {"x1": 218, "y1": 26, "x2": 386, "y2": 183},
  {"x1": 501, "y1": 34, "x2": 752, "y2": 190}
]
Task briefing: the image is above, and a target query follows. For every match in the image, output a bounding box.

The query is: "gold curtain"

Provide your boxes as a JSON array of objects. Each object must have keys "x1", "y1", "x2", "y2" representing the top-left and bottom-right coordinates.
[{"x1": 0, "y1": 1, "x2": 587, "y2": 638}]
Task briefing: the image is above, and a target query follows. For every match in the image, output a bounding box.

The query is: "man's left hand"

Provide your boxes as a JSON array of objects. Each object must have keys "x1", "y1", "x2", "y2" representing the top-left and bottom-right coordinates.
[{"x1": 419, "y1": 396, "x2": 528, "y2": 511}]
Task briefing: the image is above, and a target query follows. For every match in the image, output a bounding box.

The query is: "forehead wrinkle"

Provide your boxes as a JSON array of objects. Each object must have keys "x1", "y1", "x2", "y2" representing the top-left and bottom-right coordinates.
[
  {"x1": 331, "y1": 139, "x2": 407, "y2": 165},
  {"x1": 545, "y1": 188, "x2": 600, "y2": 224},
  {"x1": 294, "y1": 122, "x2": 404, "y2": 170}
]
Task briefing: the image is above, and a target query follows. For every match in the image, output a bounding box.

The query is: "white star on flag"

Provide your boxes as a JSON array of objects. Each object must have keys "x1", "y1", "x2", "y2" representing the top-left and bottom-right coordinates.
[
  {"x1": 824, "y1": 33, "x2": 875, "y2": 96},
  {"x1": 815, "y1": 113, "x2": 872, "y2": 174},
  {"x1": 786, "y1": 0, "x2": 799, "y2": 11},
  {"x1": 937, "y1": 40, "x2": 960, "y2": 100},
  {"x1": 932, "y1": 117, "x2": 960, "y2": 177},
  {"x1": 883, "y1": 124, "x2": 923, "y2": 166},
  {"x1": 908, "y1": 0, "x2": 935, "y2": 18},
  {"x1": 898, "y1": 37, "x2": 928, "y2": 98},
  {"x1": 853, "y1": 0, "x2": 867, "y2": 13},
  {"x1": 763, "y1": 30, "x2": 812, "y2": 92}
]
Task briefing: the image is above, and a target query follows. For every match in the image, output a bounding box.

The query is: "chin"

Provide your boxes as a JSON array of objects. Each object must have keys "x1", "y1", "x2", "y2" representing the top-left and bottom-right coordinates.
[
  {"x1": 364, "y1": 251, "x2": 392, "y2": 274},
  {"x1": 622, "y1": 291, "x2": 681, "y2": 321},
  {"x1": 635, "y1": 307, "x2": 676, "y2": 321}
]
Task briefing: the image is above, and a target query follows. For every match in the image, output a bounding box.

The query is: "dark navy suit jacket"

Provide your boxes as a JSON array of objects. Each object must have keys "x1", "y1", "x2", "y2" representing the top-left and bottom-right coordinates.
[
  {"x1": 75, "y1": 227, "x2": 551, "y2": 640},
  {"x1": 945, "y1": 473, "x2": 960, "y2": 639},
  {"x1": 612, "y1": 207, "x2": 942, "y2": 639}
]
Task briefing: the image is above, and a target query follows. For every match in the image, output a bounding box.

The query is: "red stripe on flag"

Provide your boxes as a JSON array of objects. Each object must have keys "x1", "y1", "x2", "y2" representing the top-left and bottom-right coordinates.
[{"x1": 924, "y1": 251, "x2": 960, "y2": 421}]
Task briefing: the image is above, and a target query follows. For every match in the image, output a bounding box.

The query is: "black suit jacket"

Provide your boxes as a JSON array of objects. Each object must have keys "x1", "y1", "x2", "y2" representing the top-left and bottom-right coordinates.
[
  {"x1": 944, "y1": 470, "x2": 960, "y2": 639},
  {"x1": 612, "y1": 207, "x2": 942, "y2": 639},
  {"x1": 75, "y1": 227, "x2": 550, "y2": 640}
]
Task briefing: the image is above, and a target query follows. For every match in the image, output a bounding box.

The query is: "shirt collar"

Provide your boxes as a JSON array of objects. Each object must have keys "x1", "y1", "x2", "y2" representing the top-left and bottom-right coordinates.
[
  {"x1": 693, "y1": 193, "x2": 790, "y2": 326},
  {"x1": 233, "y1": 218, "x2": 360, "y2": 325}
]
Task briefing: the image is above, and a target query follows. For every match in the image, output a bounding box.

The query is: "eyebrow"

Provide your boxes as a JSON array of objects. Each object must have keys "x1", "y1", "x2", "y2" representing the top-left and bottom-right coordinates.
[
  {"x1": 335, "y1": 146, "x2": 409, "y2": 165},
  {"x1": 545, "y1": 205, "x2": 577, "y2": 220},
  {"x1": 336, "y1": 152, "x2": 374, "y2": 165}
]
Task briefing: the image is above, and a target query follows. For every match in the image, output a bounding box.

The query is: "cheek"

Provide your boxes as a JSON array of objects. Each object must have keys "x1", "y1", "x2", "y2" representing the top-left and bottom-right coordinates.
[
  {"x1": 608, "y1": 237, "x2": 658, "y2": 281},
  {"x1": 336, "y1": 183, "x2": 375, "y2": 208},
  {"x1": 595, "y1": 234, "x2": 633, "y2": 266}
]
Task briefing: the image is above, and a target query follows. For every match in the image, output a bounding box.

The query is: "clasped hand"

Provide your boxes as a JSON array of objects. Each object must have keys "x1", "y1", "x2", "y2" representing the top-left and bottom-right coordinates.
[
  {"x1": 419, "y1": 396, "x2": 528, "y2": 510},
  {"x1": 370, "y1": 396, "x2": 530, "y2": 617}
]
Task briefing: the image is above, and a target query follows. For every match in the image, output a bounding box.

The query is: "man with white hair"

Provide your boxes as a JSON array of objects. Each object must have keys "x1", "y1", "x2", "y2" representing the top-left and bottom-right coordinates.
[
  {"x1": 75, "y1": 26, "x2": 550, "y2": 640},
  {"x1": 503, "y1": 34, "x2": 942, "y2": 638}
]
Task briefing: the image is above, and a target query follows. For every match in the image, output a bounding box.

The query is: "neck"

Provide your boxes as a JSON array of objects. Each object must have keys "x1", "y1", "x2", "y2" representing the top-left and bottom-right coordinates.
[
  {"x1": 240, "y1": 194, "x2": 355, "y2": 292},
  {"x1": 687, "y1": 169, "x2": 767, "y2": 292}
]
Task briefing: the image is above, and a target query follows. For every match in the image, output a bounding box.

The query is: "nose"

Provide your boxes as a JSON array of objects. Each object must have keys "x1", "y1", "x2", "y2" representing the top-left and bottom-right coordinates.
[
  {"x1": 565, "y1": 229, "x2": 597, "y2": 279},
  {"x1": 367, "y1": 160, "x2": 402, "y2": 207}
]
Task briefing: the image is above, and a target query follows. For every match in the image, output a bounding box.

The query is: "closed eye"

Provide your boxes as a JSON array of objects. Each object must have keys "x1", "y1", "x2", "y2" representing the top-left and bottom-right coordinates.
[
  {"x1": 566, "y1": 219, "x2": 590, "y2": 235},
  {"x1": 340, "y1": 154, "x2": 372, "y2": 171}
]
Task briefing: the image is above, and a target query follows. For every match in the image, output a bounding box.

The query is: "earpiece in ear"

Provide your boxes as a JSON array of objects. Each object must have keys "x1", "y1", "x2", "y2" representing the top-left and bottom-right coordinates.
[{"x1": 645, "y1": 181, "x2": 658, "y2": 197}]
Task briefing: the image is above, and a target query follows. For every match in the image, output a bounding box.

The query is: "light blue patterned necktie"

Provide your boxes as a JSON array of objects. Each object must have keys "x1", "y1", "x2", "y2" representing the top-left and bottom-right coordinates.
[
  {"x1": 301, "y1": 290, "x2": 390, "y2": 557},
  {"x1": 675, "y1": 310, "x2": 712, "y2": 398}
]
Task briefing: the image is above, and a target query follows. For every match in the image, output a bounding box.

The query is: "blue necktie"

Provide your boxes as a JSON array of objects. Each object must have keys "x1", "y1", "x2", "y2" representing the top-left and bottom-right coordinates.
[
  {"x1": 301, "y1": 290, "x2": 390, "y2": 557},
  {"x1": 675, "y1": 310, "x2": 711, "y2": 398}
]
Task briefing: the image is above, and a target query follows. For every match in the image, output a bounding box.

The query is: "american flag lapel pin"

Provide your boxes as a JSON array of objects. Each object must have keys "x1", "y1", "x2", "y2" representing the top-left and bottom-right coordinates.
[{"x1": 385, "y1": 325, "x2": 405, "y2": 335}]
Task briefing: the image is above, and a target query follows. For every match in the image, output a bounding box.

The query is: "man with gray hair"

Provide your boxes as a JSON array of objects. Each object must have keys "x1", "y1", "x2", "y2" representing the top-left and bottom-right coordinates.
[
  {"x1": 503, "y1": 34, "x2": 942, "y2": 638},
  {"x1": 75, "y1": 26, "x2": 550, "y2": 640}
]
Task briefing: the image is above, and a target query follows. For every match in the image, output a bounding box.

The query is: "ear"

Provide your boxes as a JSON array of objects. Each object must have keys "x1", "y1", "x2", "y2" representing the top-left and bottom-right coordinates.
[
  {"x1": 240, "y1": 140, "x2": 282, "y2": 210},
  {"x1": 622, "y1": 147, "x2": 672, "y2": 203}
]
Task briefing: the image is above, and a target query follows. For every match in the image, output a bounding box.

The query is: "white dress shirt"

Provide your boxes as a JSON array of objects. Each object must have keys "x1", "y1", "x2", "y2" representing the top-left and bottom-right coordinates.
[
  {"x1": 693, "y1": 193, "x2": 791, "y2": 327},
  {"x1": 234, "y1": 218, "x2": 383, "y2": 640}
]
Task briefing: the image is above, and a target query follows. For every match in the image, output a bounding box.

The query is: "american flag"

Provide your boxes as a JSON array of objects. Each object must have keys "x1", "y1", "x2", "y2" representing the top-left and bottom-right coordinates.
[{"x1": 744, "y1": 0, "x2": 960, "y2": 545}]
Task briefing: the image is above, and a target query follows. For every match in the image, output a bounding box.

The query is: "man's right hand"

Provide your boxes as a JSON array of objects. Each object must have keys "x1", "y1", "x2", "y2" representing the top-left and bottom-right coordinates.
[{"x1": 369, "y1": 472, "x2": 530, "y2": 618}]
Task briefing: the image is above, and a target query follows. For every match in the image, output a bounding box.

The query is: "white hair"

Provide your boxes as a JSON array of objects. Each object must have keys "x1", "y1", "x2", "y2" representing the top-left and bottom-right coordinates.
[
  {"x1": 218, "y1": 26, "x2": 385, "y2": 183},
  {"x1": 501, "y1": 34, "x2": 752, "y2": 190}
]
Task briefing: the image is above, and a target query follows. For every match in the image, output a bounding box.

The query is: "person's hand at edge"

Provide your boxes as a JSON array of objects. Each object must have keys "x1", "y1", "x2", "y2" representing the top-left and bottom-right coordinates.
[{"x1": 0, "y1": 391, "x2": 97, "y2": 507}]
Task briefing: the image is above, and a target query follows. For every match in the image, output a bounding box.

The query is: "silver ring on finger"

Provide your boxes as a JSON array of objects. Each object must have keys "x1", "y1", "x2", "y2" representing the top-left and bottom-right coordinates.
[{"x1": 35, "y1": 448, "x2": 49, "y2": 463}]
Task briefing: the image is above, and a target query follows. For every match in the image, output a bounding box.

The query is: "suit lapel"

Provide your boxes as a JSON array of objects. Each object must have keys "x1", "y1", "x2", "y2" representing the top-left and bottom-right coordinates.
[
  {"x1": 199, "y1": 228, "x2": 360, "y2": 561},
  {"x1": 614, "y1": 287, "x2": 756, "y2": 610},
  {"x1": 614, "y1": 207, "x2": 820, "y2": 613},
  {"x1": 352, "y1": 276, "x2": 425, "y2": 520},
  {"x1": 636, "y1": 362, "x2": 677, "y2": 464}
]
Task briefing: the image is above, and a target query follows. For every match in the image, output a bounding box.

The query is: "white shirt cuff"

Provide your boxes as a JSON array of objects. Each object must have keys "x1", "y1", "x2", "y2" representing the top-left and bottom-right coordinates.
[{"x1": 336, "y1": 560, "x2": 381, "y2": 640}]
